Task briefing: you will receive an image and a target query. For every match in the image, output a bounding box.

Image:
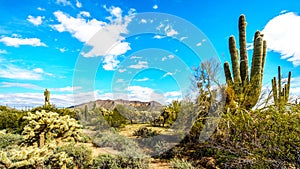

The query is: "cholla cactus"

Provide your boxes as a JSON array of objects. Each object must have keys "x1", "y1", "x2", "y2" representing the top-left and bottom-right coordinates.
[
  {"x1": 22, "y1": 110, "x2": 82, "y2": 146},
  {"x1": 0, "y1": 110, "x2": 81, "y2": 169},
  {"x1": 224, "y1": 14, "x2": 267, "y2": 109}
]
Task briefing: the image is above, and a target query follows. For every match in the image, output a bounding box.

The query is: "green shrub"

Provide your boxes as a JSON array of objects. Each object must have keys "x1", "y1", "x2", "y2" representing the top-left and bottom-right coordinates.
[
  {"x1": 90, "y1": 154, "x2": 149, "y2": 169},
  {"x1": 170, "y1": 158, "x2": 195, "y2": 169},
  {"x1": 55, "y1": 143, "x2": 93, "y2": 169},
  {"x1": 0, "y1": 132, "x2": 23, "y2": 149},
  {"x1": 133, "y1": 127, "x2": 159, "y2": 138}
]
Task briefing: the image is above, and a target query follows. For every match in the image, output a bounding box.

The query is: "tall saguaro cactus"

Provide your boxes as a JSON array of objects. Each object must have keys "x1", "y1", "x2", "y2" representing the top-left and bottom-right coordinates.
[
  {"x1": 224, "y1": 14, "x2": 267, "y2": 109},
  {"x1": 271, "y1": 66, "x2": 291, "y2": 107}
]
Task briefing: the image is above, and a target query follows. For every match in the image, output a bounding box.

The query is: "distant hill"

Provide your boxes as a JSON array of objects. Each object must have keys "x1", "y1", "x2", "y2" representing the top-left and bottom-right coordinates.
[{"x1": 69, "y1": 99, "x2": 164, "y2": 112}]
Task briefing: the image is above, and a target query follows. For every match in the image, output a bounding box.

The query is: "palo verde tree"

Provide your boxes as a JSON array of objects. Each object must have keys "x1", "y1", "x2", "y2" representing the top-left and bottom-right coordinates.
[{"x1": 224, "y1": 14, "x2": 267, "y2": 109}]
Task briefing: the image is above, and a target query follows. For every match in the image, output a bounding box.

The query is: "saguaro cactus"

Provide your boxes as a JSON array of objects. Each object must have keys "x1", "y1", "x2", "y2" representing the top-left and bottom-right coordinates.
[
  {"x1": 271, "y1": 66, "x2": 291, "y2": 107},
  {"x1": 224, "y1": 14, "x2": 267, "y2": 109}
]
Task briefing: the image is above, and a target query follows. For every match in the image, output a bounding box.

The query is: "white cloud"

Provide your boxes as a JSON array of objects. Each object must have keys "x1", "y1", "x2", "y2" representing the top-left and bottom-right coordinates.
[
  {"x1": 33, "y1": 68, "x2": 54, "y2": 77},
  {"x1": 103, "y1": 55, "x2": 120, "y2": 70},
  {"x1": 134, "y1": 77, "x2": 149, "y2": 82},
  {"x1": 78, "y1": 11, "x2": 90, "y2": 18},
  {"x1": 76, "y1": 0, "x2": 82, "y2": 8},
  {"x1": 196, "y1": 42, "x2": 202, "y2": 47},
  {"x1": 116, "y1": 78, "x2": 125, "y2": 83},
  {"x1": 27, "y1": 15, "x2": 44, "y2": 26},
  {"x1": 52, "y1": 11, "x2": 106, "y2": 42},
  {"x1": 118, "y1": 68, "x2": 127, "y2": 73},
  {"x1": 128, "y1": 61, "x2": 148, "y2": 69},
  {"x1": 180, "y1": 37, "x2": 187, "y2": 41},
  {"x1": 140, "y1": 19, "x2": 147, "y2": 23},
  {"x1": 168, "y1": 54, "x2": 174, "y2": 59},
  {"x1": 50, "y1": 86, "x2": 82, "y2": 92},
  {"x1": 262, "y1": 12, "x2": 300, "y2": 66},
  {"x1": 0, "y1": 65, "x2": 42, "y2": 80},
  {"x1": 153, "y1": 5, "x2": 158, "y2": 9},
  {"x1": 1, "y1": 82, "x2": 81, "y2": 93},
  {"x1": 0, "y1": 37, "x2": 46, "y2": 47},
  {"x1": 130, "y1": 56, "x2": 142, "y2": 59},
  {"x1": 37, "y1": 7, "x2": 45, "y2": 11},
  {"x1": 54, "y1": 7, "x2": 135, "y2": 71},
  {"x1": 161, "y1": 72, "x2": 173, "y2": 78},
  {"x1": 165, "y1": 25, "x2": 178, "y2": 37},
  {"x1": 1, "y1": 82, "x2": 42, "y2": 90},
  {"x1": 153, "y1": 35, "x2": 165, "y2": 39},
  {"x1": 164, "y1": 91, "x2": 182, "y2": 98},
  {"x1": 0, "y1": 49, "x2": 7, "y2": 54},
  {"x1": 162, "y1": 54, "x2": 175, "y2": 61},
  {"x1": 58, "y1": 47, "x2": 68, "y2": 53},
  {"x1": 56, "y1": 0, "x2": 72, "y2": 6}
]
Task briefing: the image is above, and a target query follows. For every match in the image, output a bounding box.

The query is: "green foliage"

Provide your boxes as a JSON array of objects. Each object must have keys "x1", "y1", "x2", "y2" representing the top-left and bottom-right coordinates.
[
  {"x1": 223, "y1": 14, "x2": 267, "y2": 109},
  {"x1": 133, "y1": 127, "x2": 159, "y2": 138},
  {"x1": 30, "y1": 105, "x2": 77, "y2": 119},
  {"x1": 0, "y1": 106, "x2": 27, "y2": 134},
  {"x1": 90, "y1": 154, "x2": 149, "y2": 169},
  {"x1": 54, "y1": 143, "x2": 93, "y2": 169},
  {"x1": 212, "y1": 105, "x2": 300, "y2": 168},
  {"x1": 0, "y1": 132, "x2": 23, "y2": 149},
  {"x1": 170, "y1": 158, "x2": 195, "y2": 169},
  {"x1": 92, "y1": 130, "x2": 143, "y2": 155}
]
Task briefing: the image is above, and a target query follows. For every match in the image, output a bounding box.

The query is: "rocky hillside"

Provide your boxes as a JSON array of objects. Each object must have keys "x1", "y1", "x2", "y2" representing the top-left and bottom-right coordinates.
[{"x1": 70, "y1": 99, "x2": 164, "y2": 112}]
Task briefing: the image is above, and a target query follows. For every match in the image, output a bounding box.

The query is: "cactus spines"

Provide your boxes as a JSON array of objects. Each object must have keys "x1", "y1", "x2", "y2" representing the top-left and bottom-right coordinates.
[
  {"x1": 272, "y1": 66, "x2": 292, "y2": 107},
  {"x1": 224, "y1": 14, "x2": 267, "y2": 109}
]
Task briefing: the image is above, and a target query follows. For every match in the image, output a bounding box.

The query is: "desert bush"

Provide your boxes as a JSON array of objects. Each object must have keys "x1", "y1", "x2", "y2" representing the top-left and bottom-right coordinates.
[
  {"x1": 92, "y1": 131, "x2": 142, "y2": 155},
  {"x1": 54, "y1": 143, "x2": 93, "y2": 169},
  {"x1": 133, "y1": 127, "x2": 159, "y2": 138},
  {"x1": 0, "y1": 132, "x2": 23, "y2": 149},
  {"x1": 211, "y1": 105, "x2": 300, "y2": 168},
  {"x1": 0, "y1": 106, "x2": 27, "y2": 134},
  {"x1": 90, "y1": 154, "x2": 149, "y2": 169},
  {"x1": 170, "y1": 158, "x2": 195, "y2": 169}
]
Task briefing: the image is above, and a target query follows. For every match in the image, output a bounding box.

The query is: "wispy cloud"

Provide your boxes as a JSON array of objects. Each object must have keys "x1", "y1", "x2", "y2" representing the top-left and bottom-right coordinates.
[
  {"x1": 33, "y1": 68, "x2": 54, "y2": 77},
  {"x1": 27, "y1": 15, "x2": 44, "y2": 26},
  {"x1": 0, "y1": 49, "x2": 7, "y2": 54},
  {"x1": 76, "y1": 0, "x2": 82, "y2": 8},
  {"x1": 56, "y1": 0, "x2": 72, "y2": 6},
  {"x1": 78, "y1": 11, "x2": 90, "y2": 18},
  {"x1": 128, "y1": 61, "x2": 148, "y2": 69},
  {"x1": 165, "y1": 25, "x2": 178, "y2": 37},
  {"x1": 161, "y1": 72, "x2": 174, "y2": 78},
  {"x1": 262, "y1": 12, "x2": 300, "y2": 66},
  {"x1": 0, "y1": 36, "x2": 46, "y2": 47},
  {"x1": 133, "y1": 77, "x2": 150, "y2": 82},
  {"x1": 37, "y1": 7, "x2": 45, "y2": 11},
  {"x1": 153, "y1": 35, "x2": 165, "y2": 39},
  {"x1": 1, "y1": 82, "x2": 42, "y2": 90},
  {"x1": 162, "y1": 54, "x2": 175, "y2": 61},
  {"x1": 118, "y1": 68, "x2": 127, "y2": 73}
]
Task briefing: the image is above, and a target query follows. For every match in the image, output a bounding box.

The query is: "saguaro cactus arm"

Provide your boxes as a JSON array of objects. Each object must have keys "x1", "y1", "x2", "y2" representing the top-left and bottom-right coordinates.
[
  {"x1": 271, "y1": 66, "x2": 292, "y2": 107},
  {"x1": 223, "y1": 14, "x2": 267, "y2": 109}
]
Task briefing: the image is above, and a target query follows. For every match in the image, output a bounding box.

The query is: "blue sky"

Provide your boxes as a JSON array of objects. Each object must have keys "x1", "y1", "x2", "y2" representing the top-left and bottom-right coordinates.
[{"x1": 0, "y1": 0, "x2": 300, "y2": 108}]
